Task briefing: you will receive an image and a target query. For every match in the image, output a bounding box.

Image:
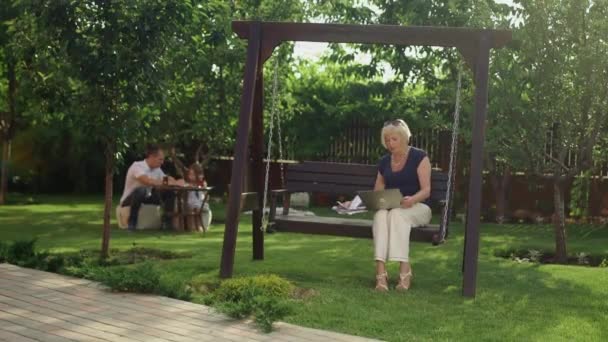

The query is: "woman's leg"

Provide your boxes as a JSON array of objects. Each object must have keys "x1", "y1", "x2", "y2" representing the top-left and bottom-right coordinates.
[
  {"x1": 372, "y1": 209, "x2": 390, "y2": 290},
  {"x1": 372, "y1": 209, "x2": 390, "y2": 263},
  {"x1": 387, "y1": 203, "x2": 432, "y2": 290},
  {"x1": 387, "y1": 203, "x2": 431, "y2": 262}
]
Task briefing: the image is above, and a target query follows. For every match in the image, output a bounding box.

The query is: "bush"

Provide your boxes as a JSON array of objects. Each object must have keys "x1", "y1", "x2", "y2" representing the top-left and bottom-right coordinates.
[
  {"x1": 215, "y1": 274, "x2": 294, "y2": 302},
  {"x1": 61, "y1": 255, "x2": 104, "y2": 279},
  {"x1": 252, "y1": 295, "x2": 292, "y2": 333},
  {"x1": 0, "y1": 241, "x2": 8, "y2": 262},
  {"x1": 6, "y1": 239, "x2": 37, "y2": 263},
  {"x1": 188, "y1": 273, "x2": 221, "y2": 305},
  {"x1": 213, "y1": 274, "x2": 294, "y2": 332},
  {"x1": 99, "y1": 262, "x2": 160, "y2": 293},
  {"x1": 158, "y1": 276, "x2": 193, "y2": 301},
  {"x1": 4, "y1": 239, "x2": 60, "y2": 270}
]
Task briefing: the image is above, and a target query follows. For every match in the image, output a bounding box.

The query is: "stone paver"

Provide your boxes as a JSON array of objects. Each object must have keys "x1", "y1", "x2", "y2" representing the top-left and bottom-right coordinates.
[{"x1": 0, "y1": 264, "x2": 381, "y2": 342}]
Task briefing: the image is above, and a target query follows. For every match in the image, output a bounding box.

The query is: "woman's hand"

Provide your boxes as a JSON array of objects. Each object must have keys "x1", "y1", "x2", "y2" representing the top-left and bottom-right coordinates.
[
  {"x1": 401, "y1": 196, "x2": 415, "y2": 209},
  {"x1": 337, "y1": 201, "x2": 351, "y2": 209}
]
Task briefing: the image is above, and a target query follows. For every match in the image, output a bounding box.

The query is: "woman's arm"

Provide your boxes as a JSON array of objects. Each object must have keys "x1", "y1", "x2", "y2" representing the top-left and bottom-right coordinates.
[
  {"x1": 401, "y1": 157, "x2": 431, "y2": 208},
  {"x1": 342, "y1": 172, "x2": 384, "y2": 208},
  {"x1": 374, "y1": 172, "x2": 385, "y2": 191}
]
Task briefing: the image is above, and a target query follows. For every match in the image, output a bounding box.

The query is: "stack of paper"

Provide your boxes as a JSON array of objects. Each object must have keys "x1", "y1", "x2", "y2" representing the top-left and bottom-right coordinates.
[{"x1": 332, "y1": 195, "x2": 367, "y2": 215}]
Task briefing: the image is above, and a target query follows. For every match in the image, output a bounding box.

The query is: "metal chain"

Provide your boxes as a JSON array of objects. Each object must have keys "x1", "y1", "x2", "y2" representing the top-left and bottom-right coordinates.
[
  {"x1": 276, "y1": 86, "x2": 285, "y2": 187},
  {"x1": 440, "y1": 65, "x2": 463, "y2": 241},
  {"x1": 261, "y1": 57, "x2": 281, "y2": 231}
]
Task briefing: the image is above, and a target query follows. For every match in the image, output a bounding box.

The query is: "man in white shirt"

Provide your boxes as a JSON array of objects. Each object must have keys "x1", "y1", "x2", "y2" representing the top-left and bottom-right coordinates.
[{"x1": 120, "y1": 144, "x2": 182, "y2": 230}]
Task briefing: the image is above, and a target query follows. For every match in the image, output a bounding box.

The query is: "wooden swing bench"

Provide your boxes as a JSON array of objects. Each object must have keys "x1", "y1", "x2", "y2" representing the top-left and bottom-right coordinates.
[{"x1": 268, "y1": 161, "x2": 451, "y2": 244}]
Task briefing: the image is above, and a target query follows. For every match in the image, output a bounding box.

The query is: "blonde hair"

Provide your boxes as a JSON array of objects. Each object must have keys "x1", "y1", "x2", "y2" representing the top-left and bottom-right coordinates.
[{"x1": 381, "y1": 119, "x2": 411, "y2": 149}]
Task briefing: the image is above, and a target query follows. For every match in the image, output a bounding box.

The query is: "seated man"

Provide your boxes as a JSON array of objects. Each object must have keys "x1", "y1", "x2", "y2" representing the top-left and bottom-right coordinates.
[{"x1": 119, "y1": 144, "x2": 183, "y2": 231}]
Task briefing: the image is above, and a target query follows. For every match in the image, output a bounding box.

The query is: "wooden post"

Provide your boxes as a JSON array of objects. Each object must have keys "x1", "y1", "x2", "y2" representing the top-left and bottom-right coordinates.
[
  {"x1": 220, "y1": 22, "x2": 262, "y2": 278},
  {"x1": 251, "y1": 48, "x2": 265, "y2": 261},
  {"x1": 462, "y1": 34, "x2": 491, "y2": 298}
]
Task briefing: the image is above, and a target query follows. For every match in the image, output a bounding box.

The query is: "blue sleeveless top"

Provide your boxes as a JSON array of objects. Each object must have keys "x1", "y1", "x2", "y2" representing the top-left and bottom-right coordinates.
[{"x1": 377, "y1": 147, "x2": 430, "y2": 206}]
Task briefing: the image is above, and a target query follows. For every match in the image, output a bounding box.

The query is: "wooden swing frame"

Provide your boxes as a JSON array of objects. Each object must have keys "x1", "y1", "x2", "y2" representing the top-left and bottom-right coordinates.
[{"x1": 220, "y1": 20, "x2": 511, "y2": 298}]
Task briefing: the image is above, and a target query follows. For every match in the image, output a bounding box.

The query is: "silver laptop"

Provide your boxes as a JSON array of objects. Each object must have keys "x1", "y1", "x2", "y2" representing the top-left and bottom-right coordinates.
[{"x1": 357, "y1": 189, "x2": 403, "y2": 210}]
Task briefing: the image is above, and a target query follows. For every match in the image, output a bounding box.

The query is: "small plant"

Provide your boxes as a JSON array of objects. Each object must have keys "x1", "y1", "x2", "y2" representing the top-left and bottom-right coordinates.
[
  {"x1": 158, "y1": 276, "x2": 193, "y2": 301},
  {"x1": 6, "y1": 239, "x2": 37, "y2": 264},
  {"x1": 599, "y1": 259, "x2": 608, "y2": 268},
  {"x1": 99, "y1": 262, "x2": 160, "y2": 293},
  {"x1": 0, "y1": 241, "x2": 8, "y2": 262},
  {"x1": 214, "y1": 274, "x2": 294, "y2": 303},
  {"x1": 189, "y1": 274, "x2": 220, "y2": 295},
  {"x1": 253, "y1": 296, "x2": 292, "y2": 333},
  {"x1": 214, "y1": 274, "x2": 294, "y2": 332}
]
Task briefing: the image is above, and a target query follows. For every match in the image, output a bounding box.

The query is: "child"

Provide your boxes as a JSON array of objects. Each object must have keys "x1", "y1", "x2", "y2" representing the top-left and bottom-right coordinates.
[{"x1": 185, "y1": 163, "x2": 212, "y2": 231}]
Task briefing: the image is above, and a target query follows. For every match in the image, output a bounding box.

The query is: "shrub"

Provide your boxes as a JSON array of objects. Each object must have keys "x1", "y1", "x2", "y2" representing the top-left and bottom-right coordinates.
[
  {"x1": 215, "y1": 274, "x2": 294, "y2": 302},
  {"x1": 4, "y1": 239, "x2": 60, "y2": 270},
  {"x1": 252, "y1": 295, "x2": 292, "y2": 333},
  {"x1": 6, "y1": 239, "x2": 37, "y2": 264},
  {"x1": 159, "y1": 276, "x2": 193, "y2": 301},
  {"x1": 99, "y1": 262, "x2": 160, "y2": 293},
  {"x1": 213, "y1": 274, "x2": 294, "y2": 332},
  {"x1": 188, "y1": 273, "x2": 221, "y2": 305},
  {"x1": 0, "y1": 241, "x2": 8, "y2": 262}
]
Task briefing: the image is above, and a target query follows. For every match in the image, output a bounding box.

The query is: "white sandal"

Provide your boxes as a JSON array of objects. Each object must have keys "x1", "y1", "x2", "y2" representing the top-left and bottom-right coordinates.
[
  {"x1": 375, "y1": 272, "x2": 389, "y2": 292},
  {"x1": 395, "y1": 271, "x2": 412, "y2": 291}
]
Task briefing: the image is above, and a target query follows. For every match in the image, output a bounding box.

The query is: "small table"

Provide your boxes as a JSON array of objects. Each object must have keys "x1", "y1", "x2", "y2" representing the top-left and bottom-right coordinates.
[{"x1": 154, "y1": 185, "x2": 213, "y2": 232}]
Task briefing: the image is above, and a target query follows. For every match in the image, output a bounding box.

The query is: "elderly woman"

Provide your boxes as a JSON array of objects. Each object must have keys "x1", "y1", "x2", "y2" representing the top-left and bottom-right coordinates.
[{"x1": 372, "y1": 119, "x2": 432, "y2": 291}]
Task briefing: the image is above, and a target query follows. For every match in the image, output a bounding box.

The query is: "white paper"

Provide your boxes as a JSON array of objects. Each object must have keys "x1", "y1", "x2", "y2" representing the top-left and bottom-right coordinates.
[{"x1": 333, "y1": 195, "x2": 367, "y2": 215}]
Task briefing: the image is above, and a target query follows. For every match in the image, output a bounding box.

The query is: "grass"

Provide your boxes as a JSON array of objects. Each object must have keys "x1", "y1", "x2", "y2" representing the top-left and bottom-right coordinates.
[{"x1": 1, "y1": 193, "x2": 608, "y2": 341}]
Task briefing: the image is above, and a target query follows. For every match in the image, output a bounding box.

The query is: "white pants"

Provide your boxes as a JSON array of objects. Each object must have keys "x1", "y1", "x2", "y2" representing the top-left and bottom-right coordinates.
[{"x1": 372, "y1": 203, "x2": 432, "y2": 263}]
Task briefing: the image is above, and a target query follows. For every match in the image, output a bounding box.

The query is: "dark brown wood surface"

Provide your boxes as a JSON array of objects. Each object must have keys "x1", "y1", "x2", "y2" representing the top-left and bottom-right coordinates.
[
  {"x1": 220, "y1": 23, "x2": 261, "y2": 279},
  {"x1": 232, "y1": 21, "x2": 512, "y2": 50},
  {"x1": 462, "y1": 34, "x2": 491, "y2": 298},
  {"x1": 273, "y1": 215, "x2": 439, "y2": 241},
  {"x1": 251, "y1": 52, "x2": 265, "y2": 261},
  {"x1": 222, "y1": 20, "x2": 511, "y2": 298}
]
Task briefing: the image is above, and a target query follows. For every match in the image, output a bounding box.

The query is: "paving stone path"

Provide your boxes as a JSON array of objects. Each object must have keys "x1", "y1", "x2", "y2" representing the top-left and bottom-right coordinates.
[{"x1": 0, "y1": 263, "x2": 380, "y2": 342}]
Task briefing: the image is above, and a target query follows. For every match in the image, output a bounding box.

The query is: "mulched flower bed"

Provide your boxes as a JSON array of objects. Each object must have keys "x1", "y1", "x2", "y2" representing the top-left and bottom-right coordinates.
[{"x1": 495, "y1": 248, "x2": 608, "y2": 267}]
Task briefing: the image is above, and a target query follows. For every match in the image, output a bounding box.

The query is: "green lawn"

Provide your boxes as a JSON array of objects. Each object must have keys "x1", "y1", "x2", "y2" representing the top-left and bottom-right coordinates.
[{"x1": 1, "y1": 194, "x2": 608, "y2": 341}]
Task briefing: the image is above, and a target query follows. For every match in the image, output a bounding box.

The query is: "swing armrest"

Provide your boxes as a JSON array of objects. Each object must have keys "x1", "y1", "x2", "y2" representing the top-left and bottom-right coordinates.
[
  {"x1": 269, "y1": 189, "x2": 290, "y2": 221},
  {"x1": 240, "y1": 192, "x2": 260, "y2": 212}
]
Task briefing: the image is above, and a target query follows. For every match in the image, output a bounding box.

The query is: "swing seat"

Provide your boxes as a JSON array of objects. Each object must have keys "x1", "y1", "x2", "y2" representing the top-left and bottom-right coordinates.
[{"x1": 269, "y1": 161, "x2": 451, "y2": 244}]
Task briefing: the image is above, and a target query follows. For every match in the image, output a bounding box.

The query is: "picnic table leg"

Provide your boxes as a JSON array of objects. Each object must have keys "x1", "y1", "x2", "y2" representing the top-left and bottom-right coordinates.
[
  {"x1": 201, "y1": 192, "x2": 210, "y2": 234},
  {"x1": 174, "y1": 191, "x2": 183, "y2": 231},
  {"x1": 181, "y1": 191, "x2": 188, "y2": 231}
]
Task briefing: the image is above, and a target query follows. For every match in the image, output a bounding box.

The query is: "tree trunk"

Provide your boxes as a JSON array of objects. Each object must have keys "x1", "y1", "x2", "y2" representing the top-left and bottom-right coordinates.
[
  {"x1": 552, "y1": 178, "x2": 568, "y2": 263},
  {"x1": 1, "y1": 60, "x2": 17, "y2": 205},
  {"x1": 0, "y1": 139, "x2": 11, "y2": 205},
  {"x1": 101, "y1": 146, "x2": 114, "y2": 258},
  {"x1": 219, "y1": 63, "x2": 225, "y2": 119}
]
